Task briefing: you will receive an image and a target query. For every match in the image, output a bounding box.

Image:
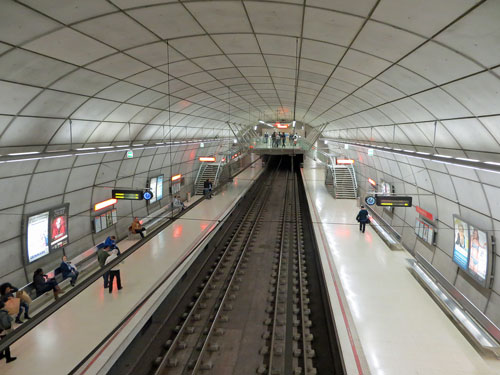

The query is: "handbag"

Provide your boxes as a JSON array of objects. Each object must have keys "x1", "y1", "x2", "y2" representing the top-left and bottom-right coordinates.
[
  {"x1": 16, "y1": 290, "x2": 32, "y2": 305},
  {"x1": 4, "y1": 298, "x2": 20, "y2": 316}
]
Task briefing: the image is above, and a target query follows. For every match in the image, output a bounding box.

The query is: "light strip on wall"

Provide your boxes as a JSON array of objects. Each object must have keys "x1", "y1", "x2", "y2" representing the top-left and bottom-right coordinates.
[
  {"x1": 94, "y1": 198, "x2": 117, "y2": 211},
  {"x1": 324, "y1": 139, "x2": 500, "y2": 174},
  {"x1": 0, "y1": 138, "x2": 232, "y2": 165},
  {"x1": 171, "y1": 174, "x2": 181, "y2": 181}
]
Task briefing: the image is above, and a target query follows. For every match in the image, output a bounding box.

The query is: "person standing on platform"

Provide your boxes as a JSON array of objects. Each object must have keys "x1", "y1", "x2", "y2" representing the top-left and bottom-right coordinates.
[
  {"x1": 289, "y1": 133, "x2": 294, "y2": 145},
  {"x1": 105, "y1": 249, "x2": 123, "y2": 294},
  {"x1": 97, "y1": 246, "x2": 111, "y2": 288},
  {"x1": 271, "y1": 132, "x2": 276, "y2": 147},
  {"x1": 104, "y1": 235, "x2": 120, "y2": 254},
  {"x1": 264, "y1": 132, "x2": 269, "y2": 144},
  {"x1": 356, "y1": 205, "x2": 370, "y2": 233},
  {"x1": 0, "y1": 301, "x2": 16, "y2": 363}
]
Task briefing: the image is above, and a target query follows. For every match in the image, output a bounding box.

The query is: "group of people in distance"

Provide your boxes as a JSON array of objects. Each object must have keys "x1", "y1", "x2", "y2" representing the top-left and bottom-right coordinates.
[{"x1": 264, "y1": 131, "x2": 297, "y2": 147}]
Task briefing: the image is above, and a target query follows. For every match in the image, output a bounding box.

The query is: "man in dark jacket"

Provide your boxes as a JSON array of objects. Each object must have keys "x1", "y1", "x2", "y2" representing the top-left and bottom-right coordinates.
[
  {"x1": 97, "y1": 247, "x2": 111, "y2": 288},
  {"x1": 0, "y1": 301, "x2": 17, "y2": 363},
  {"x1": 356, "y1": 205, "x2": 370, "y2": 233},
  {"x1": 60, "y1": 256, "x2": 79, "y2": 287}
]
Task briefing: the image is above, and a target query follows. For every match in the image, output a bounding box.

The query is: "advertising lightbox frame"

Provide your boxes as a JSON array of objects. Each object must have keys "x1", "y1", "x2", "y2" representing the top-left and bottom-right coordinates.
[{"x1": 452, "y1": 215, "x2": 494, "y2": 288}]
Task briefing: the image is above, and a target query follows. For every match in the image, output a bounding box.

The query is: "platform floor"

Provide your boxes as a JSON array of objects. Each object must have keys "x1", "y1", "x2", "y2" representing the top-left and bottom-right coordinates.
[
  {"x1": 302, "y1": 158, "x2": 500, "y2": 375},
  {"x1": 0, "y1": 162, "x2": 263, "y2": 375}
]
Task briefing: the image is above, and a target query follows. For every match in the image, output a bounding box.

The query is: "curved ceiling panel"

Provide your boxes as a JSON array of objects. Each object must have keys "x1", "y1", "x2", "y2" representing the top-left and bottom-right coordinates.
[{"x1": 0, "y1": 0, "x2": 497, "y2": 155}]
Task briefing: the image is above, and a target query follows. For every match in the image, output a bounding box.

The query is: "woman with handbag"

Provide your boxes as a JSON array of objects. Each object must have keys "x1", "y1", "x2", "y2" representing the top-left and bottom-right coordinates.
[
  {"x1": 33, "y1": 268, "x2": 64, "y2": 300},
  {"x1": 0, "y1": 283, "x2": 31, "y2": 324},
  {"x1": 0, "y1": 301, "x2": 17, "y2": 363}
]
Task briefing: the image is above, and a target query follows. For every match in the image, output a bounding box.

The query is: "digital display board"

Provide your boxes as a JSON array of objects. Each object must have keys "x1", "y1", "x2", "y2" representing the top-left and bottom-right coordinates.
[
  {"x1": 50, "y1": 204, "x2": 69, "y2": 250},
  {"x1": 149, "y1": 177, "x2": 158, "y2": 203},
  {"x1": 375, "y1": 195, "x2": 412, "y2": 207},
  {"x1": 113, "y1": 189, "x2": 143, "y2": 200},
  {"x1": 453, "y1": 216, "x2": 469, "y2": 271},
  {"x1": 27, "y1": 211, "x2": 50, "y2": 263}
]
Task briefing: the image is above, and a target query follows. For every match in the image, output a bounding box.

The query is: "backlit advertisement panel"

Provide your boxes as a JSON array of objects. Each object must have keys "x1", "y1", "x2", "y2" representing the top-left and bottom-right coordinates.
[
  {"x1": 157, "y1": 175, "x2": 164, "y2": 201},
  {"x1": 453, "y1": 216, "x2": 469, "y2": 271},
  {"x1": 27, "y1": 212, "x2": 50, "y2": 263},
  {"x1": 50, "y1": 204, "x2": 69, "y2": 250},
  {"x1": 149, "y1": 177, "x2": 158, "y2": 204},
  {"x1": 468, "y1": 225, "x2": 488, "y2": 284}
]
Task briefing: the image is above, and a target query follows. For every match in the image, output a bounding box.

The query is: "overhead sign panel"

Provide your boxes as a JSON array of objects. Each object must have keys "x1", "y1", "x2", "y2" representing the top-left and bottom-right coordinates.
[
  {"x1": 113, "y1": 189, "x2": 143, "y2": 200},
  {"x1": 376, "y1": 195, "x2": 412, "y2": 207}
]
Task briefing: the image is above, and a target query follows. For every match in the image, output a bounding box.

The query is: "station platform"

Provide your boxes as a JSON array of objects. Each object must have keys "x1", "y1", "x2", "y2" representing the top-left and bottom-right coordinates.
[
  {"x1": 0, "y1": 162, "x2": 263, "y2": 375},
  {"x1": 301, "y1": 158, "x2": 500, "y2": 375}
]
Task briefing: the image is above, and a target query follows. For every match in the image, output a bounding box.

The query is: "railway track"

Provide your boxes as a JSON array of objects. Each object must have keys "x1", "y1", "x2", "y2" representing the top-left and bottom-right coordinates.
[{"x1": 109, "y1": 157, "x2": 342, "y2": 375}]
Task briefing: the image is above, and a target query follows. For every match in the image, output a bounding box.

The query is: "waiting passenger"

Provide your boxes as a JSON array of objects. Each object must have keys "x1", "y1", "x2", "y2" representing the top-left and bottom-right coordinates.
[
  {"x1": 33, "y1": 268, "x2": 63, "y2": 300},
  {"x1": 105, "y1": 249, "x2": 123, "y2": 294},
  {"x1": 289, "y1": 133, "x2": 294, "y2": 145},
  {"x1": 0, "y1": 283, "x2": 31, "y2": 324},
  {"x1": 0, "y1": 301, "x2": 16, "y2": 363},
  {"x1": 271, "y1": 132, "x2": 276, "y2": 147},
  {"x1": 60, "y1": 256, "x2": 79, "y2": 287},
  {"x1": 203, "y1": 179, "x2": 213, "y2": 199},
  {"x1": 356, "y1": 205, "x2": 370, "y2": 233},
  {"x1": 97, "y1": 246, "x2": 111, "y2": 288},
  {"x1": 173, "y1": 195, "x2": 185, "y2": 210},
  {"x1": 104, "y1": 235, "x2": 120, "y2": 254},
  {"x1": 129, "y1": 217, "x2": 146, "y2": 238},
  {"x1": 281, "y1": 132, "x2": 286, "y2": 147}
]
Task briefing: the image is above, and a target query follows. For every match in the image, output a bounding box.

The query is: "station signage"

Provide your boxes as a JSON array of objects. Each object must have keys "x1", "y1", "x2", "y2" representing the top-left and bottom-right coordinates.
[
  {"x1": 376, "y1": 196, "x2": 413, "y2": 207},
  {"x1": 113, "y1": 189, "x2": 144, "y2": 200},
  {"x1": 275, "y1": 122, "x2": 289, "y2": 128}
]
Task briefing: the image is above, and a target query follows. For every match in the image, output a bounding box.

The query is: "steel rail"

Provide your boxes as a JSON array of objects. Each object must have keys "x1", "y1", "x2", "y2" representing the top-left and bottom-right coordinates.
[
  {"x1": 191, "y1": 163, "x2": 284, "y2": 374},
  {"x1": 267, "y1": 169, "x2": 291, "y2": 375}
]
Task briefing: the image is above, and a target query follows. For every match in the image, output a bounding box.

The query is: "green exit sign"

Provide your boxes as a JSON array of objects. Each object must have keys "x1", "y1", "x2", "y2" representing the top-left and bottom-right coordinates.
[{"x1": 127, "y1": 149, "x2": 133, "y2": 158}]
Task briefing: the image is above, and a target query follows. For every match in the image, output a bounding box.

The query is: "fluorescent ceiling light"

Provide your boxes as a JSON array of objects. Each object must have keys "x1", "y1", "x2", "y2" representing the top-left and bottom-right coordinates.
[
  {"x1": 434, "y1": 154, "x2": 453, "y2": 158},
  {"x1": 485, "y1": 161, "x2": 500, "y2": 166},
  {"x1": 7, "y1": 151, "x2": 41, "y2": 156},
  {"x1": 132, "y1": 144, "x2": 144, "y2": 146},
  {"x1": 292, "y1": 120, "x2": 296, "y2": 127},
  {"x1": 416, "y1": 151, "x2": 430, "y2": 155},
  {"x1": 75, "y1": 147, "x2": 95, "y2": 151},
  {"x1": 259, "y1": 120, "x2": 265, "y2": 124},
  {"x1": 456, "y1": 157, "x2": 479, "y2": 162},
  {"x1": 98, "y1": 146, "x2": 114, "y2": 149},
  {"x1": 116, "y1": 145, "x2": 129, "y2": 148},
  {"x1": 404, "y1": 150, "x2": 415, "y2": 153}
]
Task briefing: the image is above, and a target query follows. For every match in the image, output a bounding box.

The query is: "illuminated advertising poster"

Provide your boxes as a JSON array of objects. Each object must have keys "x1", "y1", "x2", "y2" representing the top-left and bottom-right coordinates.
[
  {"x1": 50, "y1": 204, "x2": 69, "y2": 250},
  {"x1": 111, "y1": 209, "x2": 118, "y2": 224},
  {"x1": 468, "y1": 226, "x2": 488, "y2": 283},
  {"x1": 149, "y1": 177, "x2": 158, "y2": 204},
  {"x1": 94, "y1": 216, "x2": 102, "y2": 233},
  {"x1": 101, "y1": 214, "x2": 108, "y2": 231},
  {"x1": 157, "y1": 175, "x2": 164, "y2": 201},
  {"x1": 427, "y1": 226, "x2": 434, "y2": 244},
  {"x1": 106, "y1": 211, "x2": 113, "y2": 227},
  {"x1": 27, "y1": 212, "x2": 50, "y2": 262},
  {"x1": 452, "y1": 216, "x2": 469, "y2": 271}
]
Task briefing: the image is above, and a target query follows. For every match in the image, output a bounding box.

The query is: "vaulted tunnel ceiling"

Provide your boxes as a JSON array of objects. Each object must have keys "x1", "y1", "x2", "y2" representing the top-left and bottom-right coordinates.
[{"x1": 0, "y1": 0, "x2": 499, "y2": 155}]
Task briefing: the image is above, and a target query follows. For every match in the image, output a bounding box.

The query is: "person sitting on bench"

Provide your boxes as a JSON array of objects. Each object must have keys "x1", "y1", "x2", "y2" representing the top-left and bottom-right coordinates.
[
  {"x1": 129, "y1": 217, "x2": 146, "y2": 238},
  {"x1": 60, "y1": 256, "x2": 79, "y2": 287},
  {"x1": 33, "y1": 268, "x2": 64, "y2": 300}
]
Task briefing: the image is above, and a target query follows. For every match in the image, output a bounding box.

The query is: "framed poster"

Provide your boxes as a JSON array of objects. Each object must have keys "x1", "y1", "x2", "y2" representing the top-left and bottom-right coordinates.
[
  {"x1": 50, "y1": 204, "x2": 69, "y2": 250},
  {"x1": 452, "y1": 216, "x2": 469, "y2": 271},
  {"x1": 27, "y1": 211, "x2": 50, "y2": 263}
]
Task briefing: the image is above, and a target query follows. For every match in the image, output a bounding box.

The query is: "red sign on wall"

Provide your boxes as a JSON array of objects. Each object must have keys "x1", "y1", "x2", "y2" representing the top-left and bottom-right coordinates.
[{"x1": 416, "y1": 206, "x2": 434, "y2": 221}]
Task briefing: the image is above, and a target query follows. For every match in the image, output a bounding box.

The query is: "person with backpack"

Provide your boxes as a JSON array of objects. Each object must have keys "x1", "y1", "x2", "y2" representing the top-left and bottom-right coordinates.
[
  {"x1": 0, "y1": 301, "x2": 17, "y2": 363},
  {"x1": 356, "y1": 205, "x2": 370, "y2": 233},
  {"x1": 97, "y1": 246, "x2": 111, "y2": 288}
]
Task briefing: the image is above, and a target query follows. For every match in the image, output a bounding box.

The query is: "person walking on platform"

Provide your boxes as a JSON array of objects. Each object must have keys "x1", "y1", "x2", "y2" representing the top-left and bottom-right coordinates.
[
  {"x1": 97, "y1": 246, "x2": 111, "y2": 288},
  {"x1": 204, "y1": 179, "x2": 213, "y2": 199},
  {"x1": 105, "y1": 249, "x2": 123, "y2": 294},
  {"x1": 356, "y1": 205, "x2": 370, "y2": 233},
  {"x1": 0, "y1": 301, "x2": 16, "y2": 363}
]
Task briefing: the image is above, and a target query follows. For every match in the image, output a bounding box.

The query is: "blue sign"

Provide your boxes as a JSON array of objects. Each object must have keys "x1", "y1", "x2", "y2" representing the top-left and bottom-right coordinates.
[
  {"x1": 365, "y1": 196, "x2": 376, "y2": 206},
  {"x1": 142, "y1": 190, "x2": 153, "y2": 201}
]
